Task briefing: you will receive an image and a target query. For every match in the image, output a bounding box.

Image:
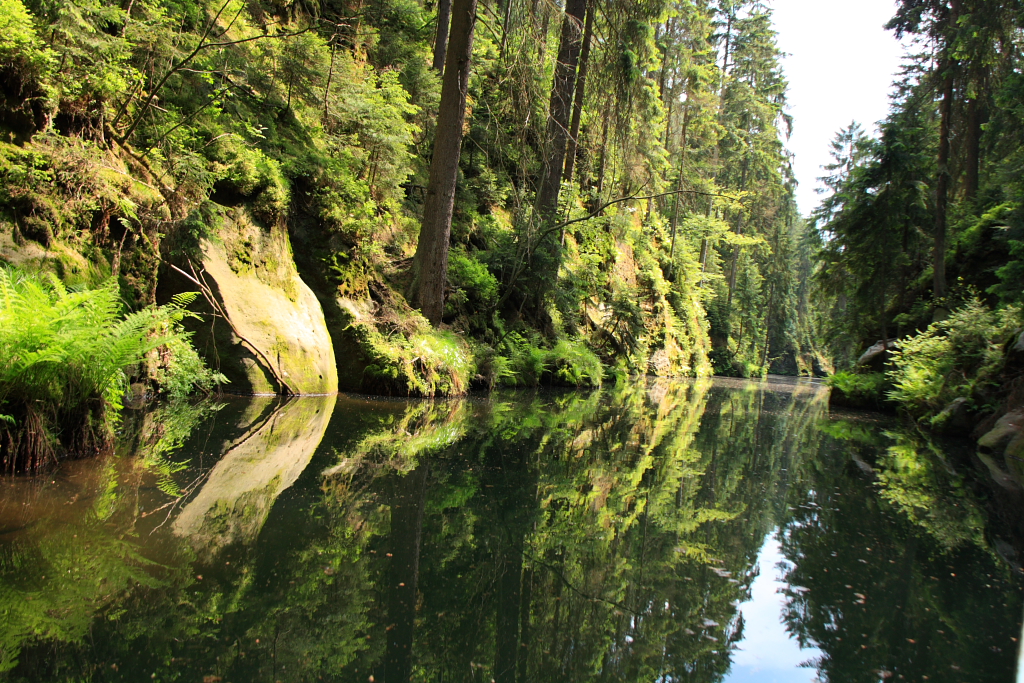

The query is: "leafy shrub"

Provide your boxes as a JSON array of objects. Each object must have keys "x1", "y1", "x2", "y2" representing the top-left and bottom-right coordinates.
[
  {"x1": 0, "y1": 268, "x2": 221, "y2": 471},
  {"x1": 887, "y1": 299, "x2": 1021, "y2": 422},
  {"x1": 827, "y1": 371, "x2": 889, "y2": 410},
  {"x1": 497, "y1": 332, "x2": 548, "y2": 387},
  {"x1": 495, "y1": 333, "x2": 603, "y2": 388},
  {"x1": 469, "y1": 342, "x2": 514, "y2": 390},
  {"x1": 354, "y1": 321, "x2": 475, "y2": 397},
  {"x1": 212, "y1": 145, "x2": 290, "y2": 221},
  {"x1": 447, "y1": 249, "x2": 498, "y2": 308},
  {"x1": 991, "y1": 240, "x2": 1024, "y2": 306},
  {"x1": 0, "y1": 0, "x2": 55, "y2": 136},
  {"x1": 147, "y1": 334, "x2": 227, "y2": 400},
  {"x1": 547, "y1": 339, "x2": 603, "y2": 387},
  {"x1": 709, "y1": 348, "x2": 764, "y2": 378}
]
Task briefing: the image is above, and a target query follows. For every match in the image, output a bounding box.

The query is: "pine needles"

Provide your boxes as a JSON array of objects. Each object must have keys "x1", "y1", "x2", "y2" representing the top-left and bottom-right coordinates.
[{"x1": 0, "y1": 268, "x2": 219, "y2": 473}]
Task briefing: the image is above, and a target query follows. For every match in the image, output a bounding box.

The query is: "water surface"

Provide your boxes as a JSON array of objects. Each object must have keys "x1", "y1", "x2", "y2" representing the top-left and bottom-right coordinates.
[{"x1": 0, "y1": 378, "x2": 1021, "y2": 682}]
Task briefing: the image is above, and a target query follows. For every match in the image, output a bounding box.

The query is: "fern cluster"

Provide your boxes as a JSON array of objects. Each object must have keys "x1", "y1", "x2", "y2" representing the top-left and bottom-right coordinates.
[
  {"x1": 0, "y1": 268, "x2": 222, "y2": 471},
  {"x1": 887, "y1": 300, "x2": 1022, "y2": 425}
]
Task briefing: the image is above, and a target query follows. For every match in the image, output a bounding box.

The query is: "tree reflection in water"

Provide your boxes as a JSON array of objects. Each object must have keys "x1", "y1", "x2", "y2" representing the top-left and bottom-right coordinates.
[{"x1": 0, "y1": 379, "x2": 1020, "y2": 682}]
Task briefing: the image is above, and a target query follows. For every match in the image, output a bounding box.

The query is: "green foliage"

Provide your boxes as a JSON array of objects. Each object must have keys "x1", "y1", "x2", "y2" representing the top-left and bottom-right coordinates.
[
  {"x1": 0, "y1": 0, "x2": 56, "y2": 140},
  {"x1": 827, "y1": 371, "x2": 889, "y2": 409},
  {"x1": 0, "y1": 268, "x2": 220, "y2": 469},
  {"x1": 547, "y1": 339, "x2": 603, "y2": 387},
  {"x1": 492, "y1": 333, "x2": 603, "y2": 388},
  {"x1": 212, "y1": 144, "x2": 290, "y2": 222},
  {"x1": 0, "y1": 0, "x2": 826, "y2": 397},
  {"x1": 496, "y1": 332, "x2": 549, "y2": 387},
  {"x1": 887, "y1": 299, "x2": 1020, "y2": 422},
  {"x1": 0, "y1": 0, "x2": 54, "y2": 79},
  {"x1": 446, "y1": 249, "x2": 498, "y2": 311},
  {"x1": 147, "y1": 333, "x2": 227, "y2": 400},
  {"x1": 354, "y1": 320, "x2": 475, "y2": 398},
  {"x1": 992, "y1": 239, "x2": 1024, "y2": 306},
  {"x1": 812, "y1": 1, "x2": 1024, "y2": 376}
]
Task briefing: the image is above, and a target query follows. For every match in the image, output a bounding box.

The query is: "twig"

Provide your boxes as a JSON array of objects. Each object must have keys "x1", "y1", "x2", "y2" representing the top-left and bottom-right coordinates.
[{"x1": 169, "y1": 261, "x2": 297, "y2": 395}]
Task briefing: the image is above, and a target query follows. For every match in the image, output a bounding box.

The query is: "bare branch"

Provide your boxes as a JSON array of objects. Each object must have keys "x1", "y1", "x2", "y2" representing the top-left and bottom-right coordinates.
[{"x1": 168, "y1": 261, "x2": 297, "y2": 395}]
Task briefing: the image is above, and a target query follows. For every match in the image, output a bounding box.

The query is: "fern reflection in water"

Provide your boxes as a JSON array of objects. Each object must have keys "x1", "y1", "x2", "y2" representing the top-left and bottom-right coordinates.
[{"x1": 0, "y1": 379, "x2": 1021, "y2": 682}]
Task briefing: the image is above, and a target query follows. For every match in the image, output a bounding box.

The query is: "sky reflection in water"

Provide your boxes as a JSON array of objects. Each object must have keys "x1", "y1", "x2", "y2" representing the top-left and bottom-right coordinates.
[{"x1": 730, "y1": 537, "x2": 820, "y2": 683}]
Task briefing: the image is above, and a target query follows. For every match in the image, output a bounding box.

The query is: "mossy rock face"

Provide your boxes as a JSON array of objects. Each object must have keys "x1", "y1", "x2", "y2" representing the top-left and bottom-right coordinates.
[
  {"x1": 0, "y1": 223, "x2": 112, "y2": 287},
  {"x1": 1003, "y1": 432, "x2": 1024, "y2": 489},
  {"x1": 189, "y1": 212, "x2": 338, "y2": 395},
  {"x1": 327, "y1": 296, "x2": 373, "y2": 392},
  {"x1": 173, "y1": 395, "x2": 336, "y2": 556},
  {"x1": 978, "y1": 410, "x2": 1023, "y2": 456}
]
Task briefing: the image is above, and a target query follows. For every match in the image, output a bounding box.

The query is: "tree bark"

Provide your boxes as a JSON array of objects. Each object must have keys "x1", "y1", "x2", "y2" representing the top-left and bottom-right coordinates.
[
  {"x1": 964, "y1": 91, "x2": 983, "y2": 202},
  {"x1": 411, "y1": 0, "x2": 478, "y2": 324},
  {"x1": 668, "y1": 96, "x2": 691, "y2": 263},
  {"x1": 536, "y1": 0, "x2": 589, "y2": 220},
  {"x1": 933, "y1": 71, "x2": 954, "y2": 300},
  {"x1": 725, "y1": 153, "x2": 750, "y2": 312},
  {"x1": 592, "y1": 107, "x2": 610, "y2": 207},
  {"x1": 933, "y1": 0, "x2": 960, "y2": 300},
  {"x1": 562, "y1": 0, "x2": 596, "y2": 183},
  {"x1": 432, "y1": 0, "x2": 452, "y2": 72},
  {"x1": 383, "y1": 464, "x2": 430, "y2": 683},
  {"x1": 500, "y1": 0, "x2": 513, "y2": 57}
]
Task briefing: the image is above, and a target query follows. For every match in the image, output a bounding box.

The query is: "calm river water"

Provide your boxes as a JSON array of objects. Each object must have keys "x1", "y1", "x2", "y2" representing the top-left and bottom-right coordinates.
[{"x1": 0, "y1": 378, "x2": 1022, "y2": 682}]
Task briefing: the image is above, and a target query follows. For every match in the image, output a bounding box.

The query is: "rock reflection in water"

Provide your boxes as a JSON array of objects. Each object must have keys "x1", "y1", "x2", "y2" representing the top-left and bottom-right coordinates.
[
  {"x1": 172, "y1": 394, "x2": 336, "y2": 554},
  {"x1": 0, "y1": 378, "x2": 1021, "y2": 683}
]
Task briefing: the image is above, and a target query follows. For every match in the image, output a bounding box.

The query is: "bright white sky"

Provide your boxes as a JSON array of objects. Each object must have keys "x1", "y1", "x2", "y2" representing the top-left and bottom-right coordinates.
[{"x1": 770, "y1": 0, "x2": 908, "y2": 216}]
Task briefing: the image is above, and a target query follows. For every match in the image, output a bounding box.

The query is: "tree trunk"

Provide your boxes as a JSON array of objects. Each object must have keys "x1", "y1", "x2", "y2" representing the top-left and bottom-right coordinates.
[
  {"x1": 964, "y1": 92, "x2": 982, "y2": 202},
  {"x1": 500, "y1": 0, "x2": 513, "y2": 57},
  {"x1": 562, "y1": 0, "x2": 595, "y2": 183},
  {"x1": 536, "y1": 0, "x2": 588, "y2": 220},
  {"x1": 411, "y1": 0, "x2": 478, "y2": 324},
  {"x1": 668, "y1": 97, "x2": 691, "y2": 263},
  {"x1": 383, "y1": 464, "x2": 430, "y2": 683},
  {"x1": 725, "y1": 153, "x2": 749, "y2": 311},
  {"x1": 432, "y1": 0, "x2": 452, "y2": 71},
  {"x1": 721, "y1": 11, "x2": 733, "y2": 91},
  {"x1": 592, "y1": 107, "x2": 610, "y2": 207},
  {"x1": 933, "y1": 0, "x2": 959, "y2": 300},
  {"x1": 934, "y1": 68, "x2": 953, "y2": 300}
]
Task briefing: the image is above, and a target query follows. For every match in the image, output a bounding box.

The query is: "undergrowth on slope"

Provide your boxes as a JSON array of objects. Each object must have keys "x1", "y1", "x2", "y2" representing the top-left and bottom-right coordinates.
[{"x1": 887, "y1": 299, "x2": 1021, "y2": 425}]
